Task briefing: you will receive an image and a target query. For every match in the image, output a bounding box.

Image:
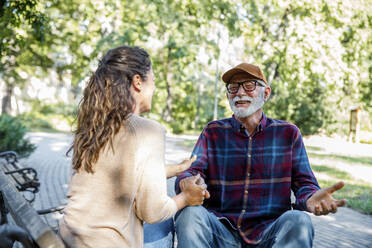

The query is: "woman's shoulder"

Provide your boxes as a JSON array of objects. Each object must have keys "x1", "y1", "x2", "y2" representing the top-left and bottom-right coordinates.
[
  {"x1": 110, "y1": 115, "x2": 165, "y2": 156},
  {"x1": 122, "y1": 115, "x2": 165, "y2": 143},
  {"x1": 127, "y1": 114, "x2": 164, "y2": 132}
]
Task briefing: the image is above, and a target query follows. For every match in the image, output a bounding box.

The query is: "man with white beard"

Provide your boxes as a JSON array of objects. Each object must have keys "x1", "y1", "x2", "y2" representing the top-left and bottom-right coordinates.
[{"x1": 174, "y1": 63, "x2": 346, "y2": 248}]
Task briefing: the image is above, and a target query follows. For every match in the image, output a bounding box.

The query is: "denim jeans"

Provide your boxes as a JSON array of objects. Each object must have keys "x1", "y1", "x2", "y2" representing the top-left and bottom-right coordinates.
[
  {"x1": 175, "y1": 206, "x2": 314, "y2": 248},
  {"x1": 144, "y1": 218, "x2": 174, "y2": 248}
]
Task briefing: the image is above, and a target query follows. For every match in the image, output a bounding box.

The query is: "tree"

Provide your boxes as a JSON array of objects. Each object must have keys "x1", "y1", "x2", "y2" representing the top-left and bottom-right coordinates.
[
  {"x1": 236, "y1": 0, "x2": 371, "y2": 135},
  {"x1": 0, "y1": 0, "x2": 51, "y2": 114}
]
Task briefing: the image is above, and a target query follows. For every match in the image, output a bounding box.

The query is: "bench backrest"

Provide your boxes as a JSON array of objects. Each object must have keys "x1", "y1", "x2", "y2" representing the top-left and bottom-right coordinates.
[{"x1": 0, "y1": 169, "x2": 65, "y2": 248}]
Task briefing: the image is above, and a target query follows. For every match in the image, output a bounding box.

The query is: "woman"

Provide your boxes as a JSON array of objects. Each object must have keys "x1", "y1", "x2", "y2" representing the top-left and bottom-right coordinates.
[{"x1": 59, "y1": 46, "x2": 205, "y2": 248}]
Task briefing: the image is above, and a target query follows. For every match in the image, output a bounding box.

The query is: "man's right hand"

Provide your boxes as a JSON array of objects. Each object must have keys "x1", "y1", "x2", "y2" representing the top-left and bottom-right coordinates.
[{"x1": 179, "y1": 174, "x2": 210, "y2": 206}]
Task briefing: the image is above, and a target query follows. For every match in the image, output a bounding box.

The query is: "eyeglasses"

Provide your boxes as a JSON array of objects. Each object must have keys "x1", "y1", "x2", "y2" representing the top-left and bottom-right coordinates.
[{"x1": 226, "y1": 80, "x2": 265, "y2": 94}]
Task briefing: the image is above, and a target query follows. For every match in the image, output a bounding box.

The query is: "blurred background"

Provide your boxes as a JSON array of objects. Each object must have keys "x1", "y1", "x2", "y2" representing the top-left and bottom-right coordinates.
[
  {"x1": 0, "y1": 0, "x2": 372, "y2": 218},
  {"x1": 0, "y1": 0, "x2": 371, "y2": 137}
]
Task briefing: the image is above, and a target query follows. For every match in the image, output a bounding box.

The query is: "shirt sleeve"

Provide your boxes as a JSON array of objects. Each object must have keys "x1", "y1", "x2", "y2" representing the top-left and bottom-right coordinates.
[
  {"x1": 291, "y1": 128, "x2": 321, "y2": 211},
  {"x1": 134, "y1": 125, "x2": 177, "y2": 224},
  {"x1": 175, "y1": 128, "x2": 209, "y2": 194}
]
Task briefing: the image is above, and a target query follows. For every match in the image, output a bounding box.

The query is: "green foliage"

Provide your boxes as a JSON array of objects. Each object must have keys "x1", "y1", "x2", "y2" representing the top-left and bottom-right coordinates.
[
  {"x1": 0, "y1": 0, "x2": 48, "y2": 58},
  {"x1": 0, "y1": 115, "x2": 36, "y2": 157},
  {"x1": 0, "y1": 0, "x2": 52, "y2": 114},
  {"x1": 19, "y1": 100, "x2": 77, "y2": 131},
  {"x1": 19, "y1": 112, "x2": 54, "y2": 131},
  {"x1": 240, "y1": 0, "x2": 370, "y2": 135},
  {"x1": 0, "y1": 0, "x2": 370, "y2": 135}
]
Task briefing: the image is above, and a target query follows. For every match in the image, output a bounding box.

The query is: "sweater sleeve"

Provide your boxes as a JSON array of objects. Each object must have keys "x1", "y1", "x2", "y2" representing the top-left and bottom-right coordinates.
[{"x1": 134, "y1": 123, "x2": 177, "y2": 224}]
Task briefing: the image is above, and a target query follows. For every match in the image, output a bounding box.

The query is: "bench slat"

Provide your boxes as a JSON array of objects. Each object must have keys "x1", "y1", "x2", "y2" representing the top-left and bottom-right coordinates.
[{"x1": 0, "y1": 169, "x2": 65, "y2": 248}]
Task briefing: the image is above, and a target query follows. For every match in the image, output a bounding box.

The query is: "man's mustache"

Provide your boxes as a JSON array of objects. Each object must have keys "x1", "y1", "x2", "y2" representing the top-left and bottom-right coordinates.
[{"x1": 232, "y1": 96, "x2": 254, "y2": 104}]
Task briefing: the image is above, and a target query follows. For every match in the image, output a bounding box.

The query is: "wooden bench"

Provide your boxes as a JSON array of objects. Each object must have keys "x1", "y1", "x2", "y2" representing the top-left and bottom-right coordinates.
[
  {"x1": 0, "y1": 151, "x2": 66, "y2": 247},
  {"x1": 0, "y1": 151, "x2": 40, "y2": 203},
  {"x1": 0, "y1": 169, "x2": 65, "y2": 247}
]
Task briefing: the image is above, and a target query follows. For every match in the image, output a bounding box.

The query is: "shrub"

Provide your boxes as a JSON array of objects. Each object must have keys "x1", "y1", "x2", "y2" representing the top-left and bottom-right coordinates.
[
  {"x1": 19, "y1": 112, "x2": 55, "y2": 130},
  {"x1": 17, "y1": 100, "x2": 78, "y2": 132},
  {"x1": 0, "y1": 114, "x2": 36, "y2": 157}
]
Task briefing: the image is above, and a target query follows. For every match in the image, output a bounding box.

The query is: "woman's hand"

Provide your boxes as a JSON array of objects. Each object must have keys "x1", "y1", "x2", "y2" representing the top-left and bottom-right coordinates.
[{"x1": 165, "y1": 155, "x2": 197, "y2": 178}]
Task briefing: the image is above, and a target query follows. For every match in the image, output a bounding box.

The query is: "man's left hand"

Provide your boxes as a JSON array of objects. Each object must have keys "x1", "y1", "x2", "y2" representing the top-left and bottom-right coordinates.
[{"x1": 306, "y1": 181, "x2": 347, "y2": 216}]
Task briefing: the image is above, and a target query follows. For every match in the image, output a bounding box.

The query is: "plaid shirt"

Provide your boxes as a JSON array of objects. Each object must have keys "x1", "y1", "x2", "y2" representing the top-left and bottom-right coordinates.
[{"x1": 175, "y1": 114, "x2": 320, "y2": 244}]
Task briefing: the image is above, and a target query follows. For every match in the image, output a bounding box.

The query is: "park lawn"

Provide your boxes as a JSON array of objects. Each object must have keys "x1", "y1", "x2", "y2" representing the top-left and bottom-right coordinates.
[
  {"x1": 311, "y1": 165, "x2": 372, "y2": 215},
  {"x1": 308, "y1": 152, "x2": 372, "y2": 167}
]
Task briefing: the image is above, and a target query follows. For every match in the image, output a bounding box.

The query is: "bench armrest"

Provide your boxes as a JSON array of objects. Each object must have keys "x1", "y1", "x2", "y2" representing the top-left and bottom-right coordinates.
[{"x1": 0, "y1": 151, "x2": 19, "y2": 163}]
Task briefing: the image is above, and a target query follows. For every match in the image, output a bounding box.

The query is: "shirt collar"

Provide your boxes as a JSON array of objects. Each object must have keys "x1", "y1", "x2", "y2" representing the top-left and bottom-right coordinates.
[{"x1": 231, "y1": 113, "x2": 267, "y2": 134}]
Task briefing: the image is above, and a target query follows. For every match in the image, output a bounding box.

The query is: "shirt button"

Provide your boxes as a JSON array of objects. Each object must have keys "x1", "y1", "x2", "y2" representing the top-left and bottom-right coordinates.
[
  {"x1": 248, "y1": 154, "x2": 251, "y2": 158},
  {"x1": 247, "y1": 173, "x2": 250, "y2": 176},
  {"x1": 238, "y1": 225, "x2": 241, "y2": 229},
  {"x1": 242, "y1": 209, "x2": 246, "y2": 213},
  {"x1": 244, "y1": 190, "x2": 248, "y2": 194}
]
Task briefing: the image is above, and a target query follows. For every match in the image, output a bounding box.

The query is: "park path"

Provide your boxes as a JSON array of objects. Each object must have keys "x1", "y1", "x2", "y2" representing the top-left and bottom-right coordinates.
[{"x1": 23, "y1": 132, "x2": 372, "y2": 248}]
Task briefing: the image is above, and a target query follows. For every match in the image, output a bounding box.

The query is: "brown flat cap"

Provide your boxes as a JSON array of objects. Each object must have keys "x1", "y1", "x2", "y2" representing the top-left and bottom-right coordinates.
[{"x1": 222, "y1": 63, "x2": 268, "y2": 85}]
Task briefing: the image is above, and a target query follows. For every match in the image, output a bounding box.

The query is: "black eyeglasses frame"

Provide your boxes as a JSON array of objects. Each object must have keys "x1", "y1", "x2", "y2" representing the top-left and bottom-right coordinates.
[{"x1": 225, "y1": 80, "x2": 265, "y2": 94}]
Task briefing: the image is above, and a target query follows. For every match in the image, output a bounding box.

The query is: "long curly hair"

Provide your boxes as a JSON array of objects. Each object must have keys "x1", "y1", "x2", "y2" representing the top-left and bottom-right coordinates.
[{"x1": 67, "y1": 46, "x2": 152, "y2": 173}]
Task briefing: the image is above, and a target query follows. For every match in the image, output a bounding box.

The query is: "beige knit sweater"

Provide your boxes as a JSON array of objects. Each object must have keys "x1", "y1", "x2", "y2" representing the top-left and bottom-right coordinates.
[{"x1": 59, "y1": 114, "x2": 178, "y2": 248}]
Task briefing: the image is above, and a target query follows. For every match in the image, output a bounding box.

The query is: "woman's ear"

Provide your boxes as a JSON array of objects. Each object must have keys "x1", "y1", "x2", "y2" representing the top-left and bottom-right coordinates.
[{"x1": 132, "y1": 74, "x2": 142, "y2": 92}]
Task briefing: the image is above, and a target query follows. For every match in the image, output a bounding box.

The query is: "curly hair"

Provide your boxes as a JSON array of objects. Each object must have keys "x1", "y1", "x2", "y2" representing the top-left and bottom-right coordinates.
[{"x1": 67, "y1": 46, "x2": 152, "y2": 173}]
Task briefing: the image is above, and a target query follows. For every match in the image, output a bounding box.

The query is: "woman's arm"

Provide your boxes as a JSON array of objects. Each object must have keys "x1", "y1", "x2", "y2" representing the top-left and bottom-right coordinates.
[{"x1": 165, "y1": 155, "x2": 197, "y2": 178}]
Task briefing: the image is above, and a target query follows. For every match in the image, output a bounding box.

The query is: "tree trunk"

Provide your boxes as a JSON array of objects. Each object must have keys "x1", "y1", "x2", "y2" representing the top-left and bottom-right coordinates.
[
  {"x1": 162, "y1": 71, "x2": 173, "y2": 122},
  {"x1": 194, "y1": 83, "x2": 201, "y2": 130},
  {"x1": 161, "y1": 47, "x2": 173, "y2": 122},
  {"x1": 1, "y1": 84, "x2": 13, "y2": 115}
]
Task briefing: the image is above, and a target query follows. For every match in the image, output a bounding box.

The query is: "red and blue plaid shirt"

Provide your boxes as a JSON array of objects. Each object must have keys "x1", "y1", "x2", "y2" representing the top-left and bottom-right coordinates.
[{"x1": 175, "y1": 114, "x2": 320, "y2": 244}]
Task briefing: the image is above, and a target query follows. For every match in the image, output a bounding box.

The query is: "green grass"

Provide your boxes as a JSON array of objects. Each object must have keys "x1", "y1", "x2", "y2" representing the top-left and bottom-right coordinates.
[
  {"x1": 311, "y1": 165, "x2": 353, "y2": 180},
  {"x1": 318, "y1": 179, "x2": 372, "y2": 215},
  {"x1": 311, "y1": 164, "x2": 372, "y2": 214},
  {"x1": 308, "y1": 152, "x2": 372, "y2": 167},
  {"x1": 360, "y1": 140, "x2": 372, "y2": 145},
  {"x1": 305, "y1": 145, "x2": 325, "y2": 152}
]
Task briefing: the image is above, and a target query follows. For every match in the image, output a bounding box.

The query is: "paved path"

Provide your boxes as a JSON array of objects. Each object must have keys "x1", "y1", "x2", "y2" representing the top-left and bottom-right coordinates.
[{"x1": 22, "y1": 132, "x2": 372, "y2": 247}]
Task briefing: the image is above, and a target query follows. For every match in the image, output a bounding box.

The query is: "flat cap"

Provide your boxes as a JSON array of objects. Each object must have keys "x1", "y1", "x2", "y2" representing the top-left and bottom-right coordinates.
[{"x1": 222, "y1": 63, "x2": 268, "y2": 85}]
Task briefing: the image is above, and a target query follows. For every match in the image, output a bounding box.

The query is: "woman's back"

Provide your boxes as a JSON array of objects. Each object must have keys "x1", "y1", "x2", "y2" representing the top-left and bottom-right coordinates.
[{"x1": 59, "y1": 115, "x2": 177, "y2": 248}]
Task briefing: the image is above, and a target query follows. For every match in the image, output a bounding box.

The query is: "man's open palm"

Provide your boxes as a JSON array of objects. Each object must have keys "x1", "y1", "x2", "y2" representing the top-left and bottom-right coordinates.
[{"x1": 306, "y1": 181, "x2": 347, "y2": 216}]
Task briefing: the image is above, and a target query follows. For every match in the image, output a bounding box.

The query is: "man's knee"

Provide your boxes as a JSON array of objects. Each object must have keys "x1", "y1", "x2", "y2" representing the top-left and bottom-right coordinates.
[
  {"x1": 175, "y1": 206, "x2": 208, "y2": 228},
  {"x1": 282, "y1": 210, "x2": 313, "y2": 227},
  {"x1": 175, "y1": 206, "x2": 214, "y2": 236},
  {"x1": 280, "y1": 210, "x2": 314, "y2": 238}
]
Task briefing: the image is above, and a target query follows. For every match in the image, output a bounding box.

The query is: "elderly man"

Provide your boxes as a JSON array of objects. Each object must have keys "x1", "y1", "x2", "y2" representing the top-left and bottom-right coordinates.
[{"x1": 175, "y1": 63, "x2": 346, "y2": 247}]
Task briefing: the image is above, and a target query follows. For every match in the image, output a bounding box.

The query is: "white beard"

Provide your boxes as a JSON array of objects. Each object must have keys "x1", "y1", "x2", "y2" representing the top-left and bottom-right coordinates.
[{"x1": 228, "y1": 91, "x2": 265, "y2": 118}]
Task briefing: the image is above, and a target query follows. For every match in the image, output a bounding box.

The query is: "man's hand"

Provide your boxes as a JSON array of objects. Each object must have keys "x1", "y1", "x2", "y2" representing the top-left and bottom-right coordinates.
[
  {"x1": 306, "y1": 181, "x2": 347, "y2": 216},
  {"x1": 165, "y1": 155, "x2": 197, "y2": 178},
  {"x1": 194, "y1": 174, "x2": 210, "y2": 199},
  {"x1": 179, "y1": 174, "x2": 207, "y2": 205}
]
